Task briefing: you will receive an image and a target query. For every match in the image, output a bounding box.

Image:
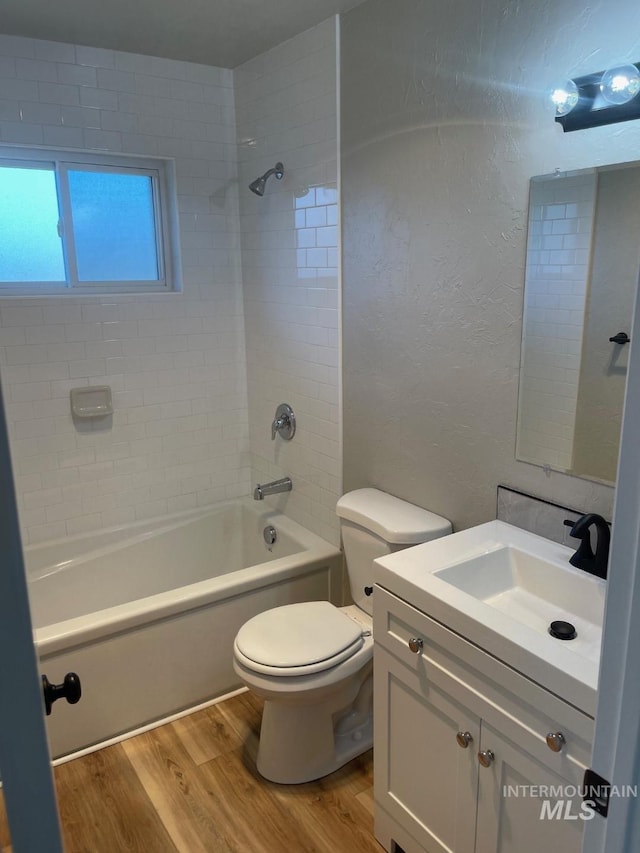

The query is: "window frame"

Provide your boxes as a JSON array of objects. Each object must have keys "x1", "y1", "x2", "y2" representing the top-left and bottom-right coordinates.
[{"x1": 0, "y1": 146, "x2": 182, "y2": 295}]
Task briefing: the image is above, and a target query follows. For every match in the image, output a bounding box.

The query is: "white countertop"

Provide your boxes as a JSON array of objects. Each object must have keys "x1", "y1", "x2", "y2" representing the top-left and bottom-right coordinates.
[{"x1": 374, "y1": 520, "x2": 606, "y2": 717}]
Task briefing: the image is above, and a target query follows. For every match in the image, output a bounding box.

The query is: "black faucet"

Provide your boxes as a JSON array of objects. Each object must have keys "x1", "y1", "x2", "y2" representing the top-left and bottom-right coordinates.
[{"x1": 563, "y1": 514, "x2": 610, "y2": 580}]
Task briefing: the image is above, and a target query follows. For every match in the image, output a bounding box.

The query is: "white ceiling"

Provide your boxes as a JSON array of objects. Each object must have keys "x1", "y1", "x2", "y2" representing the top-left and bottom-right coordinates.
[{"x1": 1, "y1": 0, "x2": 363, "y2": 69}]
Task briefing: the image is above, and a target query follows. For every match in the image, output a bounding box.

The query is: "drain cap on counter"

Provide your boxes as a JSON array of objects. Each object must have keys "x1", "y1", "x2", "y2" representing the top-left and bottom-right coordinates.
[{"x1": 549, "y1": 620, "x2": 577, "y2": 641}]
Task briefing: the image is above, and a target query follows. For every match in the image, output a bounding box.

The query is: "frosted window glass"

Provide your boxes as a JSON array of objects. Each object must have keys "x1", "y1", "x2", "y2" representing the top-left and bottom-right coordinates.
[
  {"x1": 0, "y1": 166, "x2": 66, "y2": 282},
  {"x1": 68, "y1": 170, "x2": 159, "y2": 281}
]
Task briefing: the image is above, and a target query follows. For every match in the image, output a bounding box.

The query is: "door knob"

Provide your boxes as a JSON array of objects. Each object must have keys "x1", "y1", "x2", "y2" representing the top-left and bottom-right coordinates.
[
  {"x1": 42, "y1": 672, "x2": 82, "y2": 716},
  {"x1": 478, "y1": 749, "x2": 495, "y2": 767},
  {"x1": 408, "y1": 637, "x2": 424, "y2": 653},
  {"x1": 609, "y1": 332, "x2": 630, "y2": 345}
]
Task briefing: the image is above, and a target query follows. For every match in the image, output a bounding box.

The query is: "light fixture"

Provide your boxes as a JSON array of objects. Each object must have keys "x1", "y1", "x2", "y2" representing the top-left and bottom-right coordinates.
[
  {"x1": 554, "y1": 61, "x2": 640, "y2": 132},
  {"x1": 600, "y1": 64, "x2": 640, "y2": 105},
  {"x1": 551, "y1": 80, "x2": 579, "y2": 116}
]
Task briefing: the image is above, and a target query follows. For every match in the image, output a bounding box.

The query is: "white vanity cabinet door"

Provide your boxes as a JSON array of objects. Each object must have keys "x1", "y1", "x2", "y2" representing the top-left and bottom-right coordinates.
[
  {"x1": 373, "y1": 586, "x2": 594, "y2": 853},
  {"x1": 474, "y1": 719, "x2": 587, "y2": 853},
  {"x1": 374, "y1": 644, "x2": 479, "y2": 853}
]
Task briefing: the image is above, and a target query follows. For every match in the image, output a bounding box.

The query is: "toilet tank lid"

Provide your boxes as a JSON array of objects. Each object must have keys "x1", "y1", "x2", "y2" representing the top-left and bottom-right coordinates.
[{"x1": 336, "y1": 488, "x2": 451, "y2": 544}]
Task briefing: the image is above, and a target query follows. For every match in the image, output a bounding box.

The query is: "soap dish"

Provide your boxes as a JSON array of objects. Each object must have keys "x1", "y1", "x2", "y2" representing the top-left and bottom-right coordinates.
[{"x1": 70, "y1": 386, "x2": 113, "y2": 419}]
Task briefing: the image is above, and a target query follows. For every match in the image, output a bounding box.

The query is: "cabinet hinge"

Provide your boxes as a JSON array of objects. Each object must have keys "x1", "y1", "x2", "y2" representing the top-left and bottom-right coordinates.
[{"x1": 583, "y1": 768, "x2": 611, "y2": 817}]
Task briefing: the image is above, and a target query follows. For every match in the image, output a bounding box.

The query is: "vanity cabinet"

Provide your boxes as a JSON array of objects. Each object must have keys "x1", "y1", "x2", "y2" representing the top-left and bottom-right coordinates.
[{"x1": 373, "y1": 586, "x2": 594, "y2": 853}]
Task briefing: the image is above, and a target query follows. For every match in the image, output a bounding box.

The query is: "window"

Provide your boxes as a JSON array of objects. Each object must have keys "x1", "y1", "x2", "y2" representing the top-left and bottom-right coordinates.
[{"x1": 0, "y1": 148, "x2": 181, "y2": 293}]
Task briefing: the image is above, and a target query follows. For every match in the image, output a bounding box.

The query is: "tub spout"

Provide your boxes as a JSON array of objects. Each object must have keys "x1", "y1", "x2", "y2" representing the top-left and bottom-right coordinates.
[{"x1": 253, "y1": 477, "x2": 292, "y2": 500}]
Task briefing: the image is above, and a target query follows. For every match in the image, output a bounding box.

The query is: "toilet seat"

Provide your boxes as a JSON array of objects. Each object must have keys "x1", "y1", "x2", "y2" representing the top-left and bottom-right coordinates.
[{"x1": 234, "y1": 601, "x2": 365, "y2": 677}]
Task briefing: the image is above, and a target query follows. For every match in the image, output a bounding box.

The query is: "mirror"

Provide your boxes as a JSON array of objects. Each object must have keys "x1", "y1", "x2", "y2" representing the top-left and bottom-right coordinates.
[{"x1": 516, "y1": 161, "x2": 639, "y2": 484}]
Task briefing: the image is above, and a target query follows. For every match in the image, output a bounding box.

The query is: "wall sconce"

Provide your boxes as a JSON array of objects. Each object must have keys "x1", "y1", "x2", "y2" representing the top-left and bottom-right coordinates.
[{"x1": 553, "y1": 62, "x2": 640, "y2": 132}]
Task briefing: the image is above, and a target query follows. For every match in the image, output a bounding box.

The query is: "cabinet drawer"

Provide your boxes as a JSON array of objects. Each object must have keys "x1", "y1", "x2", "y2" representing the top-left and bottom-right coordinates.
[{"x1": 374, "y1": 585, "x2": 593, "y2": 772}]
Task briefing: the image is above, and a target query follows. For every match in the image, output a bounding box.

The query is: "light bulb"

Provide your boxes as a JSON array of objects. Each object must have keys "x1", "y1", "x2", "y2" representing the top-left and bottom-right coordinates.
[
  {"x1": 600, "y1": 64, "x2": 640, "y2": 105},
  {"x1": 551, "y1": 80, "x2": 579, "y2": 116}
]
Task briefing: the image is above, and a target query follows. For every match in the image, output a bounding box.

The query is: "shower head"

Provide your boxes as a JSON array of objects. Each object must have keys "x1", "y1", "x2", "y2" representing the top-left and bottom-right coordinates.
[{"x1": 249, "y1": 162, "x2": 284, "y2": 196}]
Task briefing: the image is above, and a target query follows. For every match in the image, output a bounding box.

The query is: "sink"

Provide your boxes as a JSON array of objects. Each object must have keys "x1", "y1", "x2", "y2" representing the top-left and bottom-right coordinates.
[
  {"x1": 435, "y1": 545, "x2": 603, "y2": 632},
  {"x1": 374, "y1": 520, "x2": 607, "y2": 715}
]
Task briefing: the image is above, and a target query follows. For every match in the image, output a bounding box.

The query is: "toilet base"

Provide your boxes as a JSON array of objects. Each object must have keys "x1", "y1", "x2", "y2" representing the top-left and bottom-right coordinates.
[{"x1": 255, "y1": 664, "x2": 373, "y2": 784}]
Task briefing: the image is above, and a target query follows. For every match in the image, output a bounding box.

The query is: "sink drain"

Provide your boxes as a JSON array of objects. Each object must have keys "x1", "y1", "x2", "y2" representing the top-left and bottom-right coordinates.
[{"x1": 549, "y1": 620, "x2": 577, "y2": 641}]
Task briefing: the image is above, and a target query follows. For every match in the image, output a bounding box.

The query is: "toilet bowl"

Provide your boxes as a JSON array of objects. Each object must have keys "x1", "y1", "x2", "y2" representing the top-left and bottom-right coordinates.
[
  {"x1": 232, "y1": 489, "x2": 451, "y2": 784},
  {"x1": 234, "y1": 601, "x2": 373, "y2": 783}
]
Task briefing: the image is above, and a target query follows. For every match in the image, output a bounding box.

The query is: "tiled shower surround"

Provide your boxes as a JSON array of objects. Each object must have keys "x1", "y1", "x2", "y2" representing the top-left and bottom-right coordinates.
[
  {"x1": 0, "y1": 23, "x2": 340, "y2": 545},
  {"x1": 235, "y1": 18, "x2": 340, "y2": 545}
]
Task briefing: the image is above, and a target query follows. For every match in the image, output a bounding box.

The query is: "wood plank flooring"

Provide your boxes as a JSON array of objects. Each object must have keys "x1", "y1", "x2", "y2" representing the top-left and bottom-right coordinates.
[{"x1": 1, "y1": 691, "x2": 381, "y2": 852}]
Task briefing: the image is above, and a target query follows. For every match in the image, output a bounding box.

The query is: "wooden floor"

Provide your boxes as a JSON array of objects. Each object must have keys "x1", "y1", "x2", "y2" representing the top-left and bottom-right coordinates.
[{"x1": 1, "y1": 691, "x2": 381, "y2": 852}]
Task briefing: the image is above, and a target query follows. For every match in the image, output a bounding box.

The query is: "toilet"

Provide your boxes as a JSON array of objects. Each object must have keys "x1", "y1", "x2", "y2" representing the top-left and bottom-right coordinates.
[{"x1": 232, "y1": 488, "x2": 451, "y2": 783}]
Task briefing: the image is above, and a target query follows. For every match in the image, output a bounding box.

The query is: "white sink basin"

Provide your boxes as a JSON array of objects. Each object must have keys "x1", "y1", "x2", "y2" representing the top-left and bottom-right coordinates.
[
  {"x1": 374, "y1": 520, "x2": 606, "y2": 715},
  {"x1": 435, "y1": 545, "x2": 603, "y2": 639}
]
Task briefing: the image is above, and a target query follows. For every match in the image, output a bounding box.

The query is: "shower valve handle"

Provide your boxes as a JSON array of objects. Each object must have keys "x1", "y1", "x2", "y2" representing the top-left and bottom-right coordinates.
[
  {"x1": 271, "y1": 403, "x2": 296, "y2": 441},
  {"x1": 272, "y1": 416, "x2": 287, "y2": 439},
  {"x1": 41, "y1": 672, "x2": 82, "y2": 716}
]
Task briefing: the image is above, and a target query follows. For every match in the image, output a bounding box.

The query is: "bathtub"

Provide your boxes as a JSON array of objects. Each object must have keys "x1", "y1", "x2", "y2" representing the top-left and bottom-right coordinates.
[{"x1": 25, "y1": 499, "x2": 342, "y2": 759}]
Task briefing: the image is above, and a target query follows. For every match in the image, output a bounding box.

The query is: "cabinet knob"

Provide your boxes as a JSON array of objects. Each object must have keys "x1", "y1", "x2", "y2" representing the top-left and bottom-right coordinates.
[
  {"x1": 408, "y1": 637, "x2": 424, "y2": 653},
  {"x1": 545, "y1": 732, "x2": 566, "y2": 753},
  {"x1": 456, "y1": 731, "x2": 473, "y2": 749},
  {"x1": 478, "y1": 749, "x2": 495, "y2": 768}
]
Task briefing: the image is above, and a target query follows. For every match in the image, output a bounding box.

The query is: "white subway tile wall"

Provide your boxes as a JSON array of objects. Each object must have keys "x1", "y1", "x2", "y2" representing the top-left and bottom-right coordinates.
[
  {"x1": 0, "y1": 35, "x2": 250, "y2": 543},
  {"x1": 517, "y1": 173, "x2": 596, "y2": 470},
  {"x1": 235, "y1": 18, "x2": 341, "y2": 545}
]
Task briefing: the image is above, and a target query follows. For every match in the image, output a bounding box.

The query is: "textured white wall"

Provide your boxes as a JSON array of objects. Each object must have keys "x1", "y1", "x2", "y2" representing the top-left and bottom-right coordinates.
[
  {"x1": 234, "y1": 19, "x2": 341, "y2": 545},
  {"x1": 340, "y1": 0, "x2": 640, "y2": 531},
  {"x1": 0, "y1": 36, "x2": 250, "y2": 544}
]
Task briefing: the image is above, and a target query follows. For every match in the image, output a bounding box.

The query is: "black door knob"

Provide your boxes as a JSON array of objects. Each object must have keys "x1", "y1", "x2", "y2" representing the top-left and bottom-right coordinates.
[
  {"x1": 609, "y1": 332, "x2": 630, "y2": 345},
  {"x1": 42, "y1": 672, "x2": 82, "y2": 716}
]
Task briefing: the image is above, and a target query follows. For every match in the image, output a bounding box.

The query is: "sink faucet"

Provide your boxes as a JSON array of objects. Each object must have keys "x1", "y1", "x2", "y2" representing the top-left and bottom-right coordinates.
[
  {"x1": 253, "y1": 477, "x2": 292, "y2": 501},
  {"x1": 563, "y1": 514, "x2": 610, "y2": 580}
]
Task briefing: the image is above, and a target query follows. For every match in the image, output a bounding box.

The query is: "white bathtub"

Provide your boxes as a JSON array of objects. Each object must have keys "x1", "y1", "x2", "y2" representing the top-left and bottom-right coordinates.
[{"x1": 25, "y1": 499, "x2": 342, "y2": 759}]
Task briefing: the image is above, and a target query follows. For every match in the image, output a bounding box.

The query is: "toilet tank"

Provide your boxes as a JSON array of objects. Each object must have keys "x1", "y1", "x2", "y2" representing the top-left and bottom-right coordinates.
[{"x1": 336, "y1": 488, "x2": 452, "y2": 616}]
